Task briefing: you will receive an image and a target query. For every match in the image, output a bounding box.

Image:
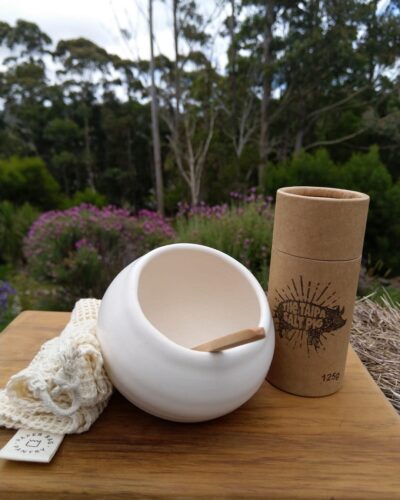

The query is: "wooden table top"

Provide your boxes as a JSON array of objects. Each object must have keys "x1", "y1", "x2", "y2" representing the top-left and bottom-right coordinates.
[{"x1": 0, "y1": 310, "x2": 399, "y2": 499}]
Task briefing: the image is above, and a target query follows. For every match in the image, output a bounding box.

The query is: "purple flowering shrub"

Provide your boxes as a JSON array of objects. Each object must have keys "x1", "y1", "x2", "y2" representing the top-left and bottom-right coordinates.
[
  {"x1": 24, "y1": 204, "x2": 175, "y2": 306},
  {"x1": 175, "y1": 189, "x2": 274, "y2": 288}
]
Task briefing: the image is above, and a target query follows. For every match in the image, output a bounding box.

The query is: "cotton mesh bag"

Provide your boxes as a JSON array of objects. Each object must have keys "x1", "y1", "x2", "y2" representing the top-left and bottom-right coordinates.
[{"x1": 0, "y1": 299, "x2": 113, "y2": 434}]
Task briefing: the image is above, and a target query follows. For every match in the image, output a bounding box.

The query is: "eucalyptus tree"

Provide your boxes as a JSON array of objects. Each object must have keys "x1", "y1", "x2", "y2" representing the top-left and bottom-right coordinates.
[
  {"x1": 235, "y1": 0, "x2": 287, "y2": 185},
  {"x1": 237, "y1": 0, "x2": 400, "y2": 185},
  {"x1": 219, "y1": 0, "x2": 258, "y2": 161},
  {"x1": 0, "y1": 19, "x2": 51, "y2": 62},
  {"x1": 53, "y1": 38, "x2": 118, "y2": 189},
  {"x1": 160, "y1": 0, "x2": 219, "y2": 205},
  {"x1": 148, "y1": 0, "x2": 164, "y2": 214},
  {"x1": 43, "y1": 118, "x2": 81, "y2": 194},
  {"x1": 0, "y1": 20, "x2": 53, "y2": 156},
  {"x1": 277, "y1": 1, "x2": 400, "y2": 156}
]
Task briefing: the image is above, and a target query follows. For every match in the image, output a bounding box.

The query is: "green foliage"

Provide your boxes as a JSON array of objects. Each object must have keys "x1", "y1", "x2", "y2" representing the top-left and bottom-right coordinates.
[
  {"x1": 0, "y1": 127, "x2": 31, "y2": 157},
  {"x1": 1, "y1": 6, "x2": 399, "y2": 207},
  {"x1": 370, "y1": 286, "x2": 400, "y2": 305},
  {"x1": 0, "y1": 201, "x2": 39, "y2": 265},
  {"x1": 54, "y1": 38, "x2": 113, "y2": 73},
  {"x1": 0, "y1": 156, "x2": 61, "y2": 208},
  {"x1": 264, "y1": 149, "x2": 341, "y2": 194},
  {"x1": 264, "y1": 147, "x2": 400, "y2": 274},
  {"x1": 203, "y1": 141, "x2": 260, "y2": 204},
  {"x1": 340, "y1": 146, "x2": 392, "y2": 199},
  {"x1": 63, "y1": 188, "x2": 107, "y2": 208},
  {"x1": 375, "y1": 181, "x2": 400, "y2": 274},
  {"x1": 265, "y1": 146, "x2": 392, "y2": 197},
  {"x1": 2, "y1": 19, "x2": 51, "y2": 55},
  {"x1": 163, "y1": 180, "x2": 188, "y2": 214},
  {"x1": 175, "y1": 199, "x2": 273, "y2": 288},
  {"x1": 44, "y1": 118, "x2": 80, "y2": 146}
]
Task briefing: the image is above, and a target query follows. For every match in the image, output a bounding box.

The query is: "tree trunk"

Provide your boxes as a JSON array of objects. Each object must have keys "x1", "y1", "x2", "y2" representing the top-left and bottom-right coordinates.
[
  {"x1": 164, "y1": 0, "x2": 216, "y2": 206},
  {"x1": 173, "y1": 0, "x2": 180, "y2": 122},
  {"x1": 127, "y1": 127, "x2": 133, "y2": 174},
  {"x1": 228, "y1": 0, "x2": 238, "y2": 136},
  {"x1": 258, "y1": 0, "x2": 275, "y2": 187},
  {"x1": 367, "y1": 0, "x2": 379, "y2": 84},
  {"x1": 83, "y1": 107, "x2": 95, "y2": 190},
  {"x1": 294, "y1": 129, "x2": 304, "y2": 153},
  {"x1": 190, "y1": 179, "x2": 198, "y2": 206},
  {"x1": 228, "y1": 0, "x2": 241, "y2": 181},
  {"x1": 149, "y1": 0, "x2": 164, "y2": 215}
]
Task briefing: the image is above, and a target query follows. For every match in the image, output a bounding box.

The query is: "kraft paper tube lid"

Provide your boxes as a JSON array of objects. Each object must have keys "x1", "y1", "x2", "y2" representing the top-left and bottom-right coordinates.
[{"x1": 273, "y1": 187, "x2": 370, "y2": 261}]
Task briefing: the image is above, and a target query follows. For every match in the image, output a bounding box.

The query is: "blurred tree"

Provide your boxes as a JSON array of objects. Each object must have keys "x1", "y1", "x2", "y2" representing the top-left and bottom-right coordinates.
[
  {"x1": 236, "y1": 0, "x2": 400, "y2": 183},
  {"x1": 0, "y1": 4, "x2": 398, "y2": 228},
  {"x1": 43, "y1": 118, "x2": 81, "y2": 194},
  {"x1": 99, "y1": 96, "x2": 152, "y2": 206},
  {"x1": 159, "y1": 0, "x2": 218, "y2": 205},
  {"x1": 0, "y1": 20, "x2": 52, "y2": 155},
  {"x1": 53, "y1": 38, "x2": 118, "y2": 189},
  {"x1": 236, "y1": 0, "x2": 285, "y2": 185},
  {"x1": 0, "y1": 156, "x2": 60, "y2": 208},
  {"x1": 219, "y1": 0, "x2": 258, "y2": 162},
  {"x1": 148, "y1": 0, "x2": 164, "y2": 214}
]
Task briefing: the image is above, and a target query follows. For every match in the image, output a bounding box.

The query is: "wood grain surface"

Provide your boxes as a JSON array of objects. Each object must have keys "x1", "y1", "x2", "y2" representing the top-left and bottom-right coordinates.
[{"x1": 0, "y1": 311, "x2": 399, "y2": 499}]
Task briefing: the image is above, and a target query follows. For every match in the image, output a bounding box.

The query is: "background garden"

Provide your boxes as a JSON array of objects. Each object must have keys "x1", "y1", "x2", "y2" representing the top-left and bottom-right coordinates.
[{"x1": 1, "y1": 0, "x2": 400, "y2": 329}]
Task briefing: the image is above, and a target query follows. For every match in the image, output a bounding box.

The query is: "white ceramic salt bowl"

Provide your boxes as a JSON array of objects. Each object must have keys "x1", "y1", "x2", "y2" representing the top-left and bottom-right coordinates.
[{"x1": 97, "y1": 243, "x2": 275, "y2": 422}]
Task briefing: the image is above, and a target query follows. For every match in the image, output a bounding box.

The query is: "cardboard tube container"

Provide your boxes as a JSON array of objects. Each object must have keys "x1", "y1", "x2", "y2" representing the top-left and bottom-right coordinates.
[{"x1": 267, "y1": 186, "x2": 369, "y2": 396}]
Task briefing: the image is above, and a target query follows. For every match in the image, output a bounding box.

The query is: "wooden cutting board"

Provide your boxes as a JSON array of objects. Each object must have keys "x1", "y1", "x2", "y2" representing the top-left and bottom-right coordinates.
[{"x1": 0, "y1": 311, "x2": 399, "y2": 499}]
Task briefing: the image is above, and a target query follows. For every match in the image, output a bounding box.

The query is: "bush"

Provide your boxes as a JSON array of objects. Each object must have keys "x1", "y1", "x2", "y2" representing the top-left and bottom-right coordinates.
[
  {"x1": 0, "y1": 201, "x2": 39, "y2": 265},
  {"x1": 264, "y1": 147, "x2": 400, "y2": 275},
  {"x1": 375, "y1": 181, "x2": 400, "y2": 273},
  {"x1": 0, "y1": 156, "x2": 61, "y2": 209},
  {"x1": 340, "y1": 146, "x2": 392, "y2": 201},
  {"x1": 24, "y1": 204, "x2": 175, "y2": 308},
  {"x1": 264, "y1": 149, "x2": 340, "y2": 195},
  {"x1": 339, "y1": 147, "x2": 396, "y2": 271},
  {"x1": 62, "y1": 188, "x2": 107, "y2": 208},
  {"x1": 175, "y1": 191, "x2": 273, "y2": 288}
]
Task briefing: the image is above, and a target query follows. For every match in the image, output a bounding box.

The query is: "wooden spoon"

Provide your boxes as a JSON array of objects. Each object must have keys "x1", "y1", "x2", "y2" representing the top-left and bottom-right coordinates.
[{"x1": 193, "y1": 327, "x2": 266, "y2": 352}]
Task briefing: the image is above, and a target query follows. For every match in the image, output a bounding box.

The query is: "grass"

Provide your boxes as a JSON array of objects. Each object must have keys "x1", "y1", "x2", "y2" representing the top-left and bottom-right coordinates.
[
  {"x1": 0, "y1": 270, "x2": 61, "y2": 331},
  {"x1": 351, "y1": 291, "x2": 400, "y2": 413}
]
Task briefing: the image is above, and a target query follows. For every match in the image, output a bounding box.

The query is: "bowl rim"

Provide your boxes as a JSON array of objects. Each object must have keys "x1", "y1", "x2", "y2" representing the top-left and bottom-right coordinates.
[{"x1": 128, "y1": 242, "x2": 271, "y2": 357}]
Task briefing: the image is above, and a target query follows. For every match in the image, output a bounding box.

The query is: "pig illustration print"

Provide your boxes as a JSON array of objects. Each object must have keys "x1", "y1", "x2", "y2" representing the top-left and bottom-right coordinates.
[{"x1": 273, "y1": 276, "x2": 347, "y2": 354}]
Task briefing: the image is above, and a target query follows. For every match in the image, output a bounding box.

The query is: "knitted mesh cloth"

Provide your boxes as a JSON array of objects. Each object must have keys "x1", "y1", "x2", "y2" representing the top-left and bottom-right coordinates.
[{"x1": 0, "y1": 299, "x2": 113, "y2": 434}]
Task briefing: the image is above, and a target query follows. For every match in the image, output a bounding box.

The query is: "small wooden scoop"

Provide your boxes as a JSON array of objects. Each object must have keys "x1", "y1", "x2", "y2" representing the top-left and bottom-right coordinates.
[{"x1": 193, "y1": 327, "x2": 266, "y2": 352}]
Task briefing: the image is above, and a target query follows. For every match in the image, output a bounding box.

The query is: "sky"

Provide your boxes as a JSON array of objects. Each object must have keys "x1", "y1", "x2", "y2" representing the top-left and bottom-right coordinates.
[
  {"x1": 1, "y1": 0, "x2": 228, "y2": 68},
  {"x1": 2, "y1": 0, "x2": 392, "y2": 76}
]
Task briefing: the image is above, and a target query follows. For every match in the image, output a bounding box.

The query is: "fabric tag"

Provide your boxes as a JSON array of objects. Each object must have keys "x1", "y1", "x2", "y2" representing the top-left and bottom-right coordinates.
[{"x1": 0, "y1": 429, "x2": 64, "y2": 463}]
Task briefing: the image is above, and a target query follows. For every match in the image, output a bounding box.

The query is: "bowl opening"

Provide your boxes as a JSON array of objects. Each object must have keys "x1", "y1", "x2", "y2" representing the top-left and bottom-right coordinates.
[
  {"x1": 280, "y1": 186, "x2": 367, "y2": 201},
  {"x1": 137, "y1": 246, "x2": 262, "y2": 349}
]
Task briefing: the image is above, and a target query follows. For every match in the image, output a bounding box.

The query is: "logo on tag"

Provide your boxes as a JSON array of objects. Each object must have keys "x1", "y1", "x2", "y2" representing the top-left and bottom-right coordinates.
[{"x1": 0, "y1": 429, "x2": 64, "y2": 463}]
